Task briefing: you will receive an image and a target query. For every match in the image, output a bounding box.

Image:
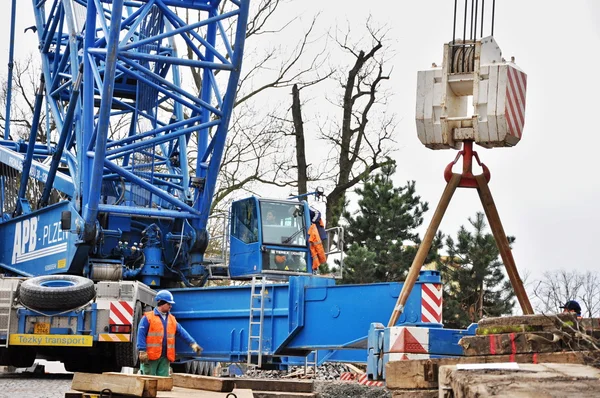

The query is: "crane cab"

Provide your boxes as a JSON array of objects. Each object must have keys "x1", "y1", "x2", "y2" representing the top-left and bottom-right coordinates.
[{"x1": 228, "y1": 197, "x2": 312, "y2": 278}]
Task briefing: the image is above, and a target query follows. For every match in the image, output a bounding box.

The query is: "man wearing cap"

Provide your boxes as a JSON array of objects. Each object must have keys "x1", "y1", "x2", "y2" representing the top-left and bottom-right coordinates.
[
  {"x1": 137, "y1": 290, "x2": 203, "y2": 376},
  {"x1": 560, "y1": 300, "x2": 583, "y2": 319}
]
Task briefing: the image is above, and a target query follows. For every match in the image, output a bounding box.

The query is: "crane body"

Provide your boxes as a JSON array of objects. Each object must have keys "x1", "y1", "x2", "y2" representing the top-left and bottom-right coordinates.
[{"x1": 0, "y1": 0, "x2": 446, "y2": 373}]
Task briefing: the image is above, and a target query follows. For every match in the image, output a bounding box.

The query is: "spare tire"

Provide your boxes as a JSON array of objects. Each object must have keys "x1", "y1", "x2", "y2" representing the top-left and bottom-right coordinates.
[{"x1": 19, "y1": 275, "x2": 96, "y2": 310}]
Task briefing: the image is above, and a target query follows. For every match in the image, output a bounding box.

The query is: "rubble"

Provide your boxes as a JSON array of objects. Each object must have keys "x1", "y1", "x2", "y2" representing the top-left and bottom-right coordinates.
[{"x1": 244, "y1": 363, "x2": 358, "y2": 381}]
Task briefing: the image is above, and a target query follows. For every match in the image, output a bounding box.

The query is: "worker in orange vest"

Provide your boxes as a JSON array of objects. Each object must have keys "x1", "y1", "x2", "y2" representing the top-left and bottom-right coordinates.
[
  {"x1": 308, "y1": 207, "x2": 327, "y2": 274},
  {"x1": 137, "y1": 290, "x2": 202, "y2": 376}
]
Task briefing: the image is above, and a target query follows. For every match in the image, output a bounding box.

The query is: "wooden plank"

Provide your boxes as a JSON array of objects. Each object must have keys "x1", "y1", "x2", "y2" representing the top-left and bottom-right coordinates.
[
  {"x1": 459, "y1": 332, "x2": 565, "y2": 356},
  {"x1": 439, "y1": 363, "x2": 600, "y2": 398},
  {"x1": 478, "y1": 314, "x2": 575, "y2": 328},
  {"x1": 104, "y1": 372, "x2": 173, "y2": 391},
  {"x1": 171, "y1": 373, "x2": 235, "y2": 392},
  {"x1": 385, "y1": 350, "x2": 591, "y2": 390},
  {"x1": 68, "y1": 387, "x2": 255, "y2": 398},
  {"x1": 345, "y1": 363, "x2": 365, "y2": 375},
  {"x1": 477, "y1": 314, "x2": 577, "y2": 333},
  {"x1": 232, "y1": 378, "x2": 313, "y2": 393},
  {"x1": 72, "y1": 372, "x2": 158, "y2": 397},
  {"x1": 160, "y1": 387, "x2": 253, "y2": 398}
]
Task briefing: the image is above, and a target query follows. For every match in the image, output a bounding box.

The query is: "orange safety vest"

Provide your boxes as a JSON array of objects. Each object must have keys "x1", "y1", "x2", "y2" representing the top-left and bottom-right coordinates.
[
  {"x1": 144, "y1": 311, "x2": 177, "y2": 362},
  {"x1": 308, "y1": 224, "x2": 327, "y2": 270}
]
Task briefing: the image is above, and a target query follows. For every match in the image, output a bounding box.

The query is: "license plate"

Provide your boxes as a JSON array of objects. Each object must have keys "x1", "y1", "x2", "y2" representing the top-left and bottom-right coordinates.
[{"x1": 34, "y1": 322, "x2": 50, "y2": 334}]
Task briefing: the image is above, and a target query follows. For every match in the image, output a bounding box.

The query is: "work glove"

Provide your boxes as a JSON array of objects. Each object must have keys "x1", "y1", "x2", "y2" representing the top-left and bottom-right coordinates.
[
  {"x1": 191, "y1": 343, "x2": 203, "y2": 355},
  {"x1": 139, "y1": 351, "x2": 149, "y2": 364}
]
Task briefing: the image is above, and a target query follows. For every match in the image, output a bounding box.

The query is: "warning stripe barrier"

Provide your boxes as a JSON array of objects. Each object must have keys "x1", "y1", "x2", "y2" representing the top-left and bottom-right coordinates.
[
  {"x1": 98, "y1": 333, "x2": 131, "y2": 342},
  {"x1": 109, "y1": 301, "x2": 134, "y2": 325},
  {"x1": 339, "y1": 372, "x2": 384, "y2": 387}
]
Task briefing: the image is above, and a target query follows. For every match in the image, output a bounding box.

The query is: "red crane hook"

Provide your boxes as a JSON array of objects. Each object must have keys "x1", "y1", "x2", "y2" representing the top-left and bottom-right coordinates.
[{"x1": 443, "y1": 140, "x2": 491, "y2": 188}]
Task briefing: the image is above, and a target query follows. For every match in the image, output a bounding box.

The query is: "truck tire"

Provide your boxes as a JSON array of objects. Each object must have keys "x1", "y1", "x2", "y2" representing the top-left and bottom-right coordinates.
[{"x1": 19, "y1": 275, "x2": 96, "y2": 310}]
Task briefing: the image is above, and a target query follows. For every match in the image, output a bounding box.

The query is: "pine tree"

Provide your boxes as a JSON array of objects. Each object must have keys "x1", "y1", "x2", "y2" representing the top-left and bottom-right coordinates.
[
  {"x1": 341, "y1": 161, "x2": 437, "y2": 284},
  {"x1": 438, "y1": 212, "x2": 515, "y2": 329}
]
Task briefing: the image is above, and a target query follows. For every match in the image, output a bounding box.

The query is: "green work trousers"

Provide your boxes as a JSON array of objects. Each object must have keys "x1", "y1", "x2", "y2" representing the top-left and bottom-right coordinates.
[{"x1": 140, "y1": 357, "x2": 170, "y2": 376}]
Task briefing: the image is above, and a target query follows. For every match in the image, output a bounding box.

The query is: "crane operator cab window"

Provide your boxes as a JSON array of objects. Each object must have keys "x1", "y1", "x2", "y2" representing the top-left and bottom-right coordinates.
[
  {"x1": 231, "y1": 199, "x2": 259, "y2": 244},
  {"x1": 260, "y1": 201, "x2": 308, "y2": 273}
]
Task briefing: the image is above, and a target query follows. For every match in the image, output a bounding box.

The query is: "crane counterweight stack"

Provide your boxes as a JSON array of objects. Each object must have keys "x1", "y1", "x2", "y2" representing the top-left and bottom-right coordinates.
[{"x1": 416, "y1": 37, "x2": 527, "y2": 150}]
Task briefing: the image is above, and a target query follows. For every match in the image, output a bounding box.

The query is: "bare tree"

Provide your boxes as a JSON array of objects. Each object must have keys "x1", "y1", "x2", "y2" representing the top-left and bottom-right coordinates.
[
  {"x1": 178, "y1": 0, "x2": 330, "y2": 212},
  {"x1": 531, "y1": 269, "x2": 600, "y2": 317},
  {"x1": 289, "y1": 19, "x2": 397, "y2": 226}
]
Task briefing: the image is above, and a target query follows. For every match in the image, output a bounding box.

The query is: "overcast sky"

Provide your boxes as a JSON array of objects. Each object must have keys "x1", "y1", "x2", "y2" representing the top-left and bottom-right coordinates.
[
  {"x1": 288, "y1": 0, "x2": 600, "y2": 283},
  {"x1": 1, "y1": 0, "x2": 599, "y2": 286}
]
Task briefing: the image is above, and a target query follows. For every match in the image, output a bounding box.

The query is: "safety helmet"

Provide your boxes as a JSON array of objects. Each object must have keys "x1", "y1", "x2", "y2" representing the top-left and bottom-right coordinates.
[
  {"x1": 560, "y1": 300, "x2": 581, "y2": 315},
  {"x1": 155, "y1": 290, "x2": 175, "y2": 305}
]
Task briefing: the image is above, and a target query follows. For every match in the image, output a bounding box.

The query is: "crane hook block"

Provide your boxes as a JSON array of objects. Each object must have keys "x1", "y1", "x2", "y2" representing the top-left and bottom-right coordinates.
[{"x1": 416, "y1": 37, "x2": 527, "y2": 150}]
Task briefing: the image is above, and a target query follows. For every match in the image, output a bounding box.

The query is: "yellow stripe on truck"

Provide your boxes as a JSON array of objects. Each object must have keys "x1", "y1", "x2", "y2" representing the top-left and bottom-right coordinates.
[
  {"x1": 9, "y1": 334, "x2": 93, "y2": 347},
  {"x1": 98, "y1": 334, "x2": 131, "y2": 342}
]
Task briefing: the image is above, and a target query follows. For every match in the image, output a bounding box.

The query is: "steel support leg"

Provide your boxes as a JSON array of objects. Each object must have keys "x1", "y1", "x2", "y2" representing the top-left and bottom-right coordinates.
[
  {"x1": 475, "y1": 174, "x2": 533, "y2": 314},
  {"x1": 388, "y1": 173, "x2": 461, "y2": 327}
]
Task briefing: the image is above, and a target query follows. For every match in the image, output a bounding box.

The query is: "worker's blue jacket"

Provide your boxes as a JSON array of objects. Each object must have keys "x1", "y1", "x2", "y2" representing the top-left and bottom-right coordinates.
[{"x1": 136, "y1": 308, "x2": 196, "y2": 357}]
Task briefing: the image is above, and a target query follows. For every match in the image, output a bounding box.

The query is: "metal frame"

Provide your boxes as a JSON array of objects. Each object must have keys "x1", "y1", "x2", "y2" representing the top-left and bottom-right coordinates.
[{"x1": 1, "y1": 0, "x2": 249, "y2": 275}]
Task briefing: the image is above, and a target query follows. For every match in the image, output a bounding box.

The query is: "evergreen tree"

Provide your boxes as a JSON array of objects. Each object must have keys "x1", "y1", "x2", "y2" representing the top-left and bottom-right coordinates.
[
  {"x1": 341, "y1": 161, "x2": 438, "y2": 284},
  {"x1": 438, "y1": 212, "x2": 515, "y2": 329}
]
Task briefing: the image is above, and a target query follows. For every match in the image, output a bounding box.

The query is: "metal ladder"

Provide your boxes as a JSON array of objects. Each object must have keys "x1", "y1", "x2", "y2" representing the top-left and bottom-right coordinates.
[
  {"x1": 304, "y1": 350, "x2": 318, "y2": 377},
  {"x1": 0, "y1": 289, "x2": 14, "y2": 348},
  {"x1": 247, "y1": 276, "x2": 267, "y2": 367}
]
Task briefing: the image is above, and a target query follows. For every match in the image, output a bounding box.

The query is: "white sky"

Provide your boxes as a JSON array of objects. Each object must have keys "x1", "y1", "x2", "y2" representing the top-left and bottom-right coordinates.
[
  {"x1": 1, "y1": 0, "x2": 599, "y2": 285},
  {"x1": 286, "y1": 0, "x2": 600, "y2": 283}
]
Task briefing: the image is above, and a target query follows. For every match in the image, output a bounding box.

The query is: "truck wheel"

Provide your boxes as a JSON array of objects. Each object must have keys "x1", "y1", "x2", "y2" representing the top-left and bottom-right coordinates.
[
  {"x1": 19, "y1": 275, "x2": 96, "y2": 310},
  {"x1": 116, "y1": 302, "x2": 142, "y2": 367},
  {"x1": 7, "y1": 347, "x2": 36, "y2": 368}
]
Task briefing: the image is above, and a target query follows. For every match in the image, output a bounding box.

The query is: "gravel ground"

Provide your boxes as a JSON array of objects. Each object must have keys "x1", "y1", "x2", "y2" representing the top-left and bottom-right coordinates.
[
  {"x1": 313, "y1": 381, "x2": 391, "y2": 398},
  {"x1": 0, "y1": 373, "x2": 73, "y2": 398}
]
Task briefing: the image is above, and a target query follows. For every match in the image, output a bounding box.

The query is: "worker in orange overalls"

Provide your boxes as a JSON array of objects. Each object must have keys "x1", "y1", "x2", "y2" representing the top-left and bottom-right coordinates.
[
  {"x1": 137, "y1": 290, "x2": 203, "y2": 376},
  {"x1": 308, "y1": 207, "x2": 327, "y2": 274}
]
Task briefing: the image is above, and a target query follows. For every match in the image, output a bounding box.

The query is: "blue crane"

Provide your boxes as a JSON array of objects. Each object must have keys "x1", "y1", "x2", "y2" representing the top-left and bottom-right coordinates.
[
  {"x1": 0, "y1": 0, "x2": 250, "y2": 285},
  {"x1": 0, "y1": 0, "x2": 457, "y2": 374}
]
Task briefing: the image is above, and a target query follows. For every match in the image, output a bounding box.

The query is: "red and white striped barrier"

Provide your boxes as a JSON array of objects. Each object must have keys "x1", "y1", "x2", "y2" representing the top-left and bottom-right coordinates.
[
  {"x1": 109, "y1": 301, "x2": 134, "y2": 325},
  {"x1": 505, "y1": 66, "x2": 527, "y2": 139},
  {"x1": 421, "y1": 283, "x2": 442, "y2": 324},
  {"x1": 339, "y1": 372, "x2": 384, "y2": 387},
  {"x1": 357, "y1": 374, "x2": 384, "y2": 387}
]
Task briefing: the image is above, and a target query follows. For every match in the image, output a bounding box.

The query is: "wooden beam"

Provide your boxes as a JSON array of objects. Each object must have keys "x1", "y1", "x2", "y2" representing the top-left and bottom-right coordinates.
[
  {"x1": 388, "y1": 173, "x2": 461, "y2": 327},
  {"x1": 459, "y1": 332, "x2": 566, "y2": 356},
  {"x1": 103, "y1": 372, "x2": 173, "y2": 391},
  {"x1": 385, "y1": 351, "x2": 592, "y2": 390},
  {"x1": 71, "y1": 372, "x2": 157, "y2": 397},
  {"x1": 171, "y1": 374, "x2": 235, "y2": 392},
  {"x1": 439, "y1": 363, "x2": 600, "y2": 398}
]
